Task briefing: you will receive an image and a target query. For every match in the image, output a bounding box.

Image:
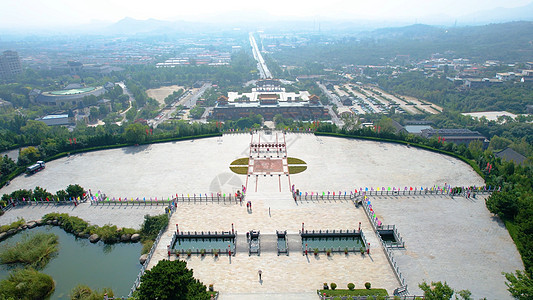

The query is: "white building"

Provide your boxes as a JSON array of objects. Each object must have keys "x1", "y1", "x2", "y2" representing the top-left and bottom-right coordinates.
[{"x1": 38, "y1": 114, "x2": 72, "y2": 126}]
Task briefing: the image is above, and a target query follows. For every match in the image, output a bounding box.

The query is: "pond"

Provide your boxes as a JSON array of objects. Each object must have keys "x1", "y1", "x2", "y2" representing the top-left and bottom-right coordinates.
[
  {"x1": 0, "y1": 226, "x2": 141, "y2": 299},
  {"x1": 173, "y1": 237, "x2": 235, "y2": 253},
  {"x1": 302, "y1": 236, "x2": 364, "y2": 250}
]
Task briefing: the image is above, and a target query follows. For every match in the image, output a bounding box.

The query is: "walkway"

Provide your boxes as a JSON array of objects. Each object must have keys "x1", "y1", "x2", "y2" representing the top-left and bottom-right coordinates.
[{"x1": 149, "y1": 170, "x2": 399, "y2": 297}]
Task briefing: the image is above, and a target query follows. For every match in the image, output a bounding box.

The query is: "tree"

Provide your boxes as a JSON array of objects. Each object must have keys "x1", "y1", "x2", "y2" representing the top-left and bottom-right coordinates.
[
  {"x1": 468, "y1": 140, "x2": 484, "y2": 159},
  {"x1": 137, "y1": 260, "x2": 210, "y2": 300},
  {"x1": 486, "y1": 191, "x2": 518, "y2": 220},
  {"x1": 504, "y1": 270, "x2": 533, "y2": 300},
  {"x1": 33, "y1": 186, "x2": 53, "y2": 201},
  {"x1": 66, "y1": 184, "x2": 86, "y2": 200},
  {"x1": 189, "y1": 106, "x2": 205, "y2": 119},
  {"x1": 0, "y1": 155, "x2": 16, "y2": 178},
  {"x1": 20, "y1": 120, "x2": 50, "y2": 145},
  {"x1": 123, "y1": 123, "x2": 148, "y2": 144},
  {"x1": 140, "y1": 214, "x2": 169, "y2": 240},
  {"x1": 376, "y1": 117, "x2": 398, "y2": 134},
  {"x1": 455, "y1": 289, "x2": 472, "y2": 300},
  {"x1": 419, "y1": 281, "x2": 454, "y2": 300},
  {"x1": 18, "y1": 146, "x2": 41, "y2": 165},
  {"x1": 489, "y1": 135, "x2": 512, "y2": 151}
]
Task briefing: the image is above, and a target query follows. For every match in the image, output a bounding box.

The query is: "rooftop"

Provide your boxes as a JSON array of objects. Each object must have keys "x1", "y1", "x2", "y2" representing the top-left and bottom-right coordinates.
[
  {"x1": 42, "y1": 114, "x2": 69, "y2": 119},
  {"x1": 462, "y1": 111, "x2": 517, "y2": 122},
  {"x1": 48, "y1": 87, "x2": 97, "y2": 96},
  {"x1": 495, "y1": 148, "x2": 527, "y2": 165}
]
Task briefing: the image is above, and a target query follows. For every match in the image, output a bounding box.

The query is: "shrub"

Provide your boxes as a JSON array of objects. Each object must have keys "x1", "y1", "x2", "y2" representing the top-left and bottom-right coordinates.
[
  {"x1": 121, "y1": 227, "x2": 137, "y2": 235},
  {"x1": 141, "y1": 214, "x2": 169, "y2": 241},
  {"x1": 330, "y1": 283, "x2": 337, "y2": 290},
  {"x1": 0, "y1": 232, "x2": 59, "y2": 269},
  {"x1": 314, "y1": 248, "x2": 319, "y2": 255},
  {"x1": 0, "y1": 268, "x2": 55, "y2": 299},
  {"x1": 141, "y1": 240, "x2": 154, "y2": 255},
  {"x1": 62, "y1": 215, "x2": 89, "y2": 233},
  {"x1": 0, "y1": 218, "x2": 25, "y2": 233},
  {"x1": 94, "y1": 224, "x2": 121, "y2": 243},
  {"x1": 348, "y1": 283, "x2": 355, "y2": 290},
  {"x1": 43, "y1": 213, "x2": 89, "y2": 234},
  {"x1": 70, "y1": 284, "x2": 92, "y2": 299},
  {"x1": 70, "y1": 284, "x2": 114, "y2": 300},
  {"x1": 44, "y1": 213, "x2": 138, "y2": 244},
  {"x1": 365, "y1": 282, "x2": 371, "y2": 289},
  {"x1": 323, "y1": 282, "x2": 329, "y2": 290}
]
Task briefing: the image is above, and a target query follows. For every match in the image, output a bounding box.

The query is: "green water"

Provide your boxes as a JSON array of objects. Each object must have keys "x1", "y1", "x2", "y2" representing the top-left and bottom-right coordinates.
[
  {"x1": 0, "y1": 226, "x2": 141, "y2": 299},
  {"x1": 302, "y1": 236, "x2": 363, "y2": 250},
  {"x1": 173, "y1": 238, "x2": 235, "y2": 252},
  {"x1": 277, "y1": 237, "x2": 287, "y2": 252},
  {"x1": 379, "y1": 232, "x2": 396, "y2": 242}
]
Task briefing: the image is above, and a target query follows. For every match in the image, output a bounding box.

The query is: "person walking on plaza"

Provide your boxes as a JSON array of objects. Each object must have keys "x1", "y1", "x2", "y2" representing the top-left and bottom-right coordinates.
[{"x1": 258, "y1": 269, "x2": 262, "y2": 281}]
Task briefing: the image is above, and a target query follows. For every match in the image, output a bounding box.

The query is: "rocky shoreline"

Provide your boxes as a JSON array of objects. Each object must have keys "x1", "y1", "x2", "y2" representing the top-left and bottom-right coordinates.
[{"x1": 0, "y1": 218, "x2": 141, "y2": 244}]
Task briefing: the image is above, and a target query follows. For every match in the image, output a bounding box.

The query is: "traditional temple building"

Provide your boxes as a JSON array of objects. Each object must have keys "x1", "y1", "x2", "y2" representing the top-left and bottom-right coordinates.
[{"x1": 211, "y1": 79, "x2": 328, "y2": 120}]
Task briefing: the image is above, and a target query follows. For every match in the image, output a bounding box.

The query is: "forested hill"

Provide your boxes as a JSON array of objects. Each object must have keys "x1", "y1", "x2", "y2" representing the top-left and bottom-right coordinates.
[
  {"x1": 274, "y1": 21, "x2": 533, "y2": 65},
  {"x1": 376, "y1": 72, "x2": 533, "y2": 114}
]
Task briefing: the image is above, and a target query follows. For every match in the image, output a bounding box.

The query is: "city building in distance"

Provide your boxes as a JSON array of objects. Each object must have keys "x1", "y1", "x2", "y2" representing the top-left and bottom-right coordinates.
[
  {"x1": 0, "y1": 50, "x2": 22, "y2": 79},
  {"x1": 34, "y1": 84, "x2": 110, "y2": 107}
]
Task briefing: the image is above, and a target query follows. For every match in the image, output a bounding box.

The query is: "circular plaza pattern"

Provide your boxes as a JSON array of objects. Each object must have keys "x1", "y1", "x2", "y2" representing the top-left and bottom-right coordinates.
[
  {"x1": 0, "y1": 132, "x2": 522, "y2": 299},
  {"x1": 0, "y1": 133, "x2": 484, "y2": 197}
]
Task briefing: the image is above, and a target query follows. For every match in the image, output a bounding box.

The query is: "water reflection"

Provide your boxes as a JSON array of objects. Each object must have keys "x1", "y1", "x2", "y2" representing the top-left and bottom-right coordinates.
[{"x1": 0, "y1": 226, "x2": 141, "y2": 299}]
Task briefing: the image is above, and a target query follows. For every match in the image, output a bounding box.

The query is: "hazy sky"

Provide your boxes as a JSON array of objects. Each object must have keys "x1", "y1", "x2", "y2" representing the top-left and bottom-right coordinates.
[{"x1": 1, "y1": 0, "x2": 531, "y2": 29}]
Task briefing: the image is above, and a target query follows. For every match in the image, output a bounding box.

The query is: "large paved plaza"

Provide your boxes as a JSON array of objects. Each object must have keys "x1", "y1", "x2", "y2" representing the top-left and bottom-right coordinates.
[
  {"x1": 0, "y1": 133, "x2": 484, "y2": 197},
  {"x1": 0, "y1": 132, "x2": 522, "y2": 299}
]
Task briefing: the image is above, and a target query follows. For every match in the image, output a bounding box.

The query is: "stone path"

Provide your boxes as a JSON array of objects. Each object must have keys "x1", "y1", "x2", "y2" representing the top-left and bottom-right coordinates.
[
  {"x1": 145, "y1": 171, "x2": 399, "y2": 298},
  {"x1": 154, "y1": 199, "x2": 399, "y2": 298},
  {"x1": 369, "y1": 194, "x2": 523, "y2": 299}
]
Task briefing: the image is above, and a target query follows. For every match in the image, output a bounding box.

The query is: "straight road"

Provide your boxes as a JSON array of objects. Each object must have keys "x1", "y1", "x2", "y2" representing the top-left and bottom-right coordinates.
[
  {"x1": 249, "y1": 32, "x2": 272, "y2": 79},
  {"x1": 151, "y1": 83, "x2": 211, "y2": 127}
]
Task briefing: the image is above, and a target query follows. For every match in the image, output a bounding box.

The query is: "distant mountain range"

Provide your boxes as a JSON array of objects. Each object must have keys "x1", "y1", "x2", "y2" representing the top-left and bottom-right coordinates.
[
  {"x1": 97, "y1": 2, "x2": 533, "y2": 35},
  {"x1": 458, "y1": 2, "x2": 533, "y2": 25},
  {"x1": 1, "y1": 2, "x2": 532, "y2": 38}
]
